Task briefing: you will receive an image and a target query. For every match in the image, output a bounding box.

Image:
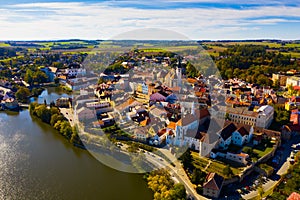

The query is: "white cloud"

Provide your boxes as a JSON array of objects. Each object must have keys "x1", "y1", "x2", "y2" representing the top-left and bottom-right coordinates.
[{"x1": 0, "y1": 2, "x2": 299, "y2": 40}]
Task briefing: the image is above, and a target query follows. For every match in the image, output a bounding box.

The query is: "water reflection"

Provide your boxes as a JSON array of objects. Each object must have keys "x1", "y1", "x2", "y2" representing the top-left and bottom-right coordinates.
[{"x1": 0, "y1": 109, "x2": 152, "y2": 200}]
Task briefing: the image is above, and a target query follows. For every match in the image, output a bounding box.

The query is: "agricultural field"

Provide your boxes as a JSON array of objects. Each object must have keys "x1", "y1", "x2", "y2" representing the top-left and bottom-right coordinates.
[
  {"x1": 0, "y1": 42, "x2": 11, "y2": 47},
  {"x1": 201, "y1": 40, "x2": 300, "y2": 57}
]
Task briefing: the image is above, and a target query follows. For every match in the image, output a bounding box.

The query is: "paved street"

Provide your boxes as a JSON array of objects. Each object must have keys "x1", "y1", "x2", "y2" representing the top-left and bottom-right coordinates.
[
  {"x1": 242, "y1": 134, "x2": 300, "y2": 200},
  {"x1": 59, "y1": 107, "x2": 75, "y2": 126}
]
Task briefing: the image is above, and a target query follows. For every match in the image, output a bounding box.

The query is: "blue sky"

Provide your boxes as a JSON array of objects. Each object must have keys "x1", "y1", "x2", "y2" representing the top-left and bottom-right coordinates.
[{"x1": 0, "y1": 0, "x2": 300, "y2": 40}]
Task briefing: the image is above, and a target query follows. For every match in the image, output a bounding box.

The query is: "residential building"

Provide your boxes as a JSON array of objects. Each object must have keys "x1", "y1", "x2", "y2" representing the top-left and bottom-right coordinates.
[
  {"x1": 76, "y1": 107, "x2": 96, "y2": 121},
  {"x1": 285, "y1": 96, "x2": 300, "y2": 111},
  {"x1": 272, "y1": 73, "x2": 287, "y2": 86},
  {"x1": 286, "y1": 76, "x2": 300, "y2": 87},
  {"x1": 218, "y1": 123, "x2": 236, "y2": 149},
  {"x1": 289, "y1": 109, "x2": 300, "y2": 132},
  {"x1": 2, "y1": 97, "x2": 19, "y2": 110},
  {"x1": 134, "y1": 127, "x2": 149, "y2": 142},
  {"x1": 231, "y1": 126, "x2": 254, "y2": 146},
  {"x1": 211, "y1": 105, "x2": 274, "y2": 128},
  {"x1": 203, "y1": 173, "x2": 224, "y2": 198},
  {"x1": 226, "y1": 152, "x2": 249, "y2": 165},
  {"x1": 56, "y1": 97, "x2": 71, "y2": 107}
]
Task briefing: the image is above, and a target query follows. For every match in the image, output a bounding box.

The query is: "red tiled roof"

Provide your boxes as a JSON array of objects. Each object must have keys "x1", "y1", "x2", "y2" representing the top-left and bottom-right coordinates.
[
  {"x1": 287, "y1": 192, "x2": 300, "y2": 200},
  {"x1": 290, "y1": 109, "x2": 300, "y2": 125},
  {"x1": 167, "y1": 122, "x2": 177, "y2": 130},
  {"x1": 203, "y1": 173, "x2": 224, "y2": 191},
  {"x1": 199, "y1": 108, "x2": 210, "y2": 119},
  {"x1": 157, "y1": 128, "x2": 167, "y2": 137}
]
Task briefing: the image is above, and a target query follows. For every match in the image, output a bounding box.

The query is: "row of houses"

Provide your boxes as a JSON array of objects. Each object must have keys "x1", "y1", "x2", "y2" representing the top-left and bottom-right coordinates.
[{"x1": 210, "y1": 104, "x2": 274, "y2": 128}]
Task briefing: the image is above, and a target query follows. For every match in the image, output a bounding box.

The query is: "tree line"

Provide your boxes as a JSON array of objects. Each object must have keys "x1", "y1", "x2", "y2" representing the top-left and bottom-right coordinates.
[
  {"x1": 29, "y1": 102, "x2": 82, "y2": 146},
  {"x1": 146, "y1": 169, "x2": 187, "y2": 200},
  {"x1": 216, "y1": 45, "x2": 299, "y2": 86}
]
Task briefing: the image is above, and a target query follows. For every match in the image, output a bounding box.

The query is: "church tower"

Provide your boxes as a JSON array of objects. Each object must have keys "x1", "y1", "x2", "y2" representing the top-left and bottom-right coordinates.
[{"x1": 176, "y1": 57, "x2": 182, "y2": 87}]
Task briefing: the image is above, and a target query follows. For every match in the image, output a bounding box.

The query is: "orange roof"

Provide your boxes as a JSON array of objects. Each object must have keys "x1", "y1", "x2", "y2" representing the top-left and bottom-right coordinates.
[
  {"x1": 236, "y1": 153, "x2": 249, "y2": 158},
  {"x1": 195, "y1": 91, "x2": 203, "y2": 97},
  {"x1": 167, "y1": 122, "x2": 176, "y2": 130},
  {"x1": 288, "y1": 192, "x2": 300, "y2": 200},
  {"x1": 187, "y1": 78, "x2": 198, "y2": 84},
  {"x1": 170, "y1": 86, "x2": 181, "y2": 92},
  {"x1": 140, "y1": 118, "x2": 150, "y2": 126}
]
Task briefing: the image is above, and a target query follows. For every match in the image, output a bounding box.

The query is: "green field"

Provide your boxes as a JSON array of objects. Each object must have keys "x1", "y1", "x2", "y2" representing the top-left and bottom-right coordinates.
[
  {"x1": 281, "y1": 52, "x2": 300, "y2": 58},
  {"x1": 284, "y1": 43, "x2": 300, "y2": 48},
  {"x1": 191, "y1": 151, "x2": 242, "y2": 178},
  {"x1": 0, "y1": 43, "x2": 10, "y2": 47}
]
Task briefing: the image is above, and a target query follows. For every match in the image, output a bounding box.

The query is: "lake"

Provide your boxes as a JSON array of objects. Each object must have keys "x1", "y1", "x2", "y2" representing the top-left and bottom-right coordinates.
[{"x1": 0, "y1": 89, "x2": 152, "y2": 200}]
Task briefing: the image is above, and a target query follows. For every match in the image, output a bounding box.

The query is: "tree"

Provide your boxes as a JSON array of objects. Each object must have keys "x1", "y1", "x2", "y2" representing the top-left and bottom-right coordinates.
[
  {"x1": 50, "y1": 113, "x2": 65, "y2": 126},
  {"x1": 223, "y1": 165, "x2": 233, "y2": 178},
  {"x1": 170, "y1": 184, "x2": 186, "y2": 200},
  {"x1": 59, "y1": 121, "x2": 72, "y2": 138},
  {"x1": 24, "y1": 69, "x2": 34, "y2": 85},
  {"x1": 54, "y1": 77, "x2": 59, "y2": 84},
  {"x1": 15, "y1": 87, "x2": 30, "y2": 102},
  {"x1": 180, "y1": 149, "x2": 192, "y2": 169},
  {"x1": 35, "y1": 104, "x2": 52, "y2": 124},
  {"x1": 33, "y1": 70, "x2": 48, "y2": 83},
  {"x1": 147, "y1": 169, "x2": 176, "y2": 200},
  {"x1": 191, "y1": 169, "x2": 205, "y2": 185}
]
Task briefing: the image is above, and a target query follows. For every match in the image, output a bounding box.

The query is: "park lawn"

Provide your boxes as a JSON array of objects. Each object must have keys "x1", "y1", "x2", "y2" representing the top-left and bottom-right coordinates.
[
  {"x1": 191, "y1": 151, "x2": 241, "y2": 178},
  {"x1": 253, "y1": 147, "x2": 273, "y2": 158}
]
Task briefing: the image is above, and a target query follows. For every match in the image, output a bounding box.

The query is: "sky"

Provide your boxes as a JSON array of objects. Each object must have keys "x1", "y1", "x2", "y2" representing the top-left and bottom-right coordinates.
[{"x1": 0, "y1": 0, "x2": 300, "y2": 40}]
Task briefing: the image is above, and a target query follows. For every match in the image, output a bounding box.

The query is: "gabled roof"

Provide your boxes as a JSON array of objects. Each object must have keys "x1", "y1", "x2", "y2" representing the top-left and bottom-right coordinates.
[
  {"x1": 219, "y1": 123, "x2": 237, "y2": 141},
  {"x1": 150, "y1": 107, "x2": 167, "y2": 117},
  {"x1": 150, "y1": 92, "x2": 166, "y2": 101},
  {"x1": 199, "y1": 108, "x2": 210, "y2": 120},
  {"x1": 140, "y1": 118, "x2": 150, "y2": 126},
  {"x1": 115, "y1": 98, "x2": 141, "y2": 111},
  {"x1": 237, "y1": 126, "x2": 249, "y2": 136},
  {"x1": 203, "y1": 173, "x2": 224, "y2": 191},
  {"x1": 134, "y1": 127, "x2": 148, "y2": 136},
  {"x1": 177, "y1": 114, "x2": 198, "y2": 127},
  {"x1": 167, "y1": 122, "x2": 177, "y2": 130}
]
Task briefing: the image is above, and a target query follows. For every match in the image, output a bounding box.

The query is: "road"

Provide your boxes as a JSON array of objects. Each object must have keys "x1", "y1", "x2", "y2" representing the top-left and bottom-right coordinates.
[
  {"x1": 158, "y1": 149, "x2": 208, "y2": 200},
  {"x1": 59, "y1": 107, "x2": 75, "y2": 126},
  {"x1": 242, "y1": 134, "x2": 300, "y2": 200},
  {"x1": 61, "y1": 107, "x2": 206, "y2": 199}
]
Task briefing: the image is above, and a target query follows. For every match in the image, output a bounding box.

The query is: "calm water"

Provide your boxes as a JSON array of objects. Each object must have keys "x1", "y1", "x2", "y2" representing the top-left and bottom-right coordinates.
[
  {"x1": 0, "y1": 93, "x2": 152, "y2": 200},
  {"x1": 31, "y1": 87, "x2": 72, "y2": 105}
]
